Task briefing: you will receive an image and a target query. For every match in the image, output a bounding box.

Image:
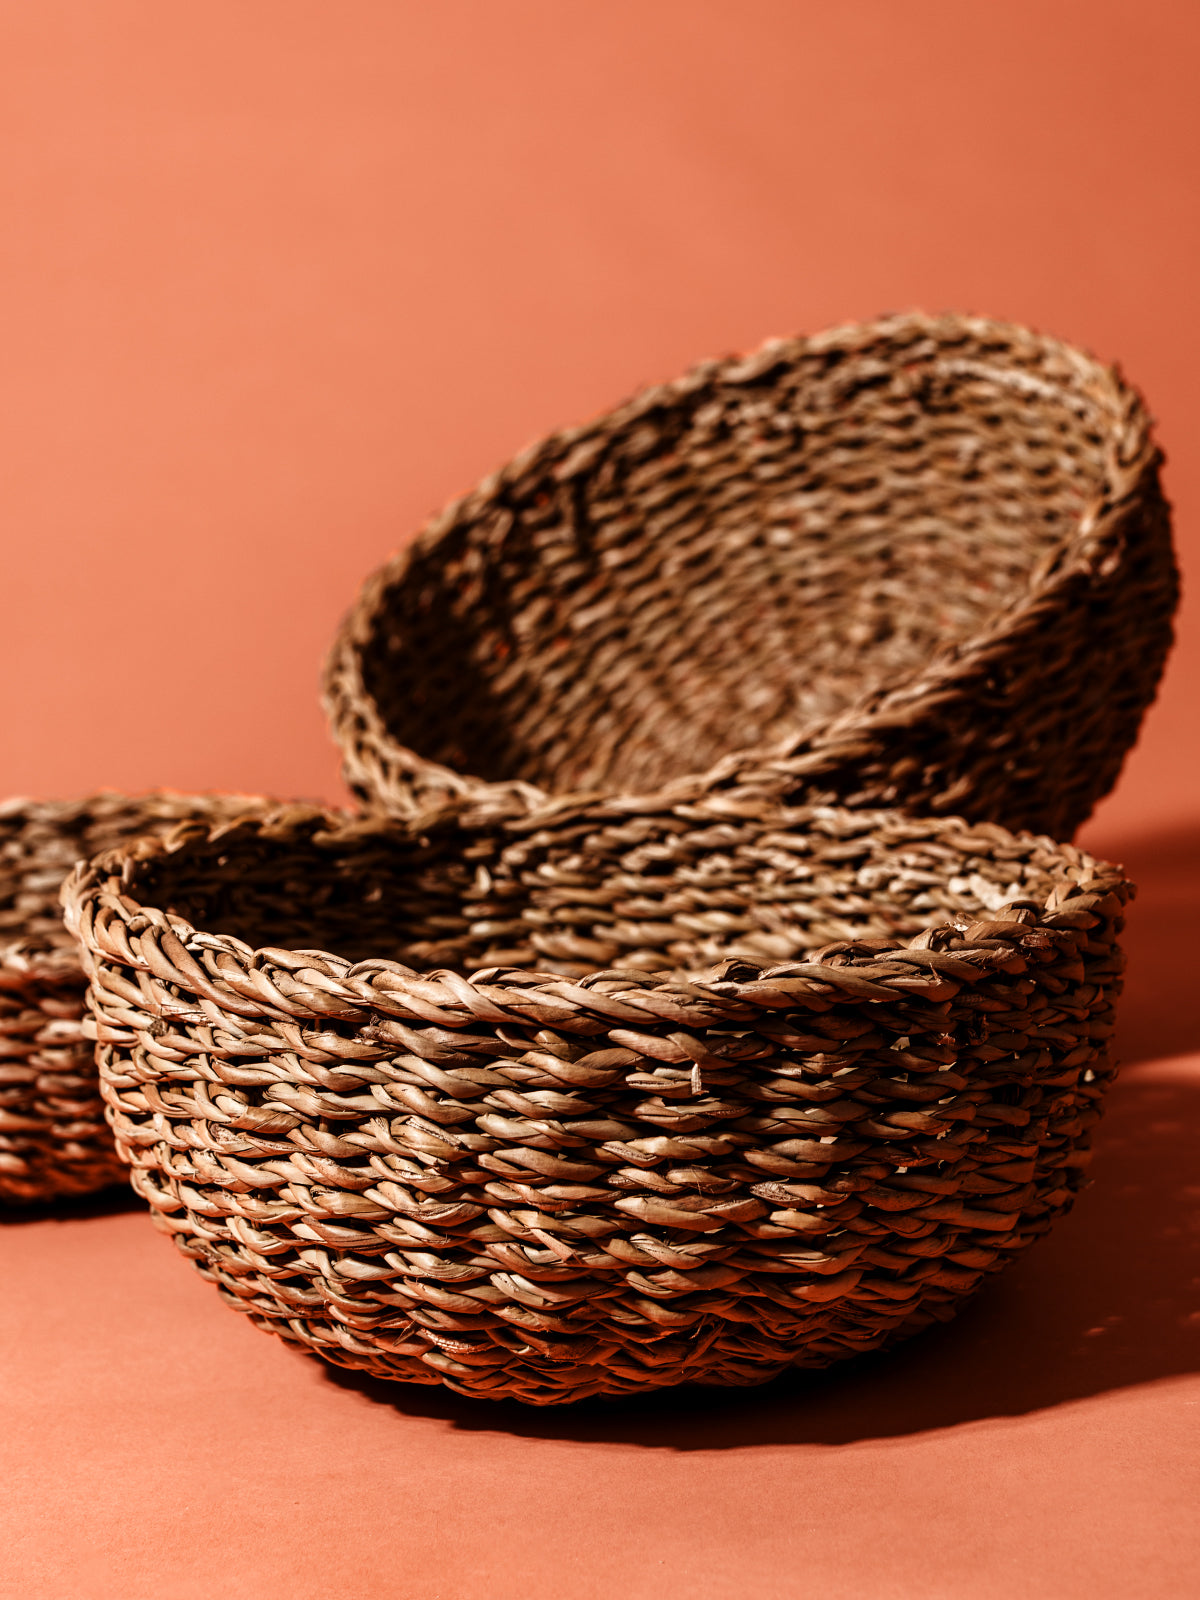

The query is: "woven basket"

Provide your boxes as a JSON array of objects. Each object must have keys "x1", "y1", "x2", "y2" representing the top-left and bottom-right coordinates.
[
  {"x1": 0, "y1": 792, "x2": 266, "y2": 1203},
  {"x1": 64, "y1": 801, "x2": 1129, "y2": 1404},
  {"x1": 324, "y1": 311, "x2": 1175, "y2": 840}
]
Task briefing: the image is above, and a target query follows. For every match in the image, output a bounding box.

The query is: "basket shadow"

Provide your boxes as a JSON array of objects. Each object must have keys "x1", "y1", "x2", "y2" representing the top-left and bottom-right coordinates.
[
  {"x1": 0, "y1": 1182, "x2": 145, "y2": 1225},
  {"x1": 320, "y1": 821, "x2": 1200, "y2": 1446}
]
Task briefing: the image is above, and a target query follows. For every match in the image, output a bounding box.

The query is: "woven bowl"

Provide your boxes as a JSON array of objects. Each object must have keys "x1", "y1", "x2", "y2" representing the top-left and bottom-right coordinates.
[
  {"x1": 324, "y1": 311, "x2": 1176, "y2": 840},
  {"x1": 0, "y1": 792, "x2": 265, "y2": 1203},
  {"x1": 64, "y1": 801, "x2": 1129, "y2": 1404}
]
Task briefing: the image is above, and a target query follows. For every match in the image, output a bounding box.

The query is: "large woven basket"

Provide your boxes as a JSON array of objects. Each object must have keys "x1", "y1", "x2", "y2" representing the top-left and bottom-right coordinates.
[
  {"x1": 0, "y1": 792, "x2": 265, "y2": 1203},
  {"x1": 325, "y1": 312, "x2": 1175, "y2": 840},
  {"x1": 64, "y1": 801, "x2": 1129, "y2": 1404}
]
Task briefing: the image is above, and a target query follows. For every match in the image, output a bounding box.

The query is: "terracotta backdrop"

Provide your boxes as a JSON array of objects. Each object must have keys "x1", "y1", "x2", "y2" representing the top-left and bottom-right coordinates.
[{"x1": 2, "y1": 5, "x2": 1198, "y2": 1599}]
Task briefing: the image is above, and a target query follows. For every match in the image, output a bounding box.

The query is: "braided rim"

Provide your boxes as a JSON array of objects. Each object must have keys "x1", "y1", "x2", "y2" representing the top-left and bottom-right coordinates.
[{"x1": 62, "y1": 803, "x2": 1129, "y2": 1053}]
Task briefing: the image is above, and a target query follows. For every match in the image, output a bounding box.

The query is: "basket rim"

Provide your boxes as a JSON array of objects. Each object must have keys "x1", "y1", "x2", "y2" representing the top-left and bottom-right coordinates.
[
  {"x1": 61, "y1": 801, "x2": 1131, "y2": 1028},
  {"x1": 323, "y1": 309, "x2": 1162, "y2": 821}
]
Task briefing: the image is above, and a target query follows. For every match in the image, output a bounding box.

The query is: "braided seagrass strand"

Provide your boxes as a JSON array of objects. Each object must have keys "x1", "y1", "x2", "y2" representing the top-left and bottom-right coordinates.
[
  {"x1": 0, "y1": 793, "x2": 267, "y2": 1202},
  {"x1": 324, "y1": 312, "x2": 1176, "y2": 840},
  {"x1": 65, "y1": 804, "x2": 1129, "y2": 1403}
]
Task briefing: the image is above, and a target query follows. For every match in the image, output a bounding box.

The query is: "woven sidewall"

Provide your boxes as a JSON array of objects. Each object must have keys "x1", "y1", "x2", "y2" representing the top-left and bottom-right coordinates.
[
  {"x1": 64, "y1": 804, "x2": 1129, "y2": 1404},
  {"x1": 0, "y1": 792, "x2": 268, "y2": 1203},
  {"x1": 324, "y1": 311, "x2": 1177, "y2": 841}
]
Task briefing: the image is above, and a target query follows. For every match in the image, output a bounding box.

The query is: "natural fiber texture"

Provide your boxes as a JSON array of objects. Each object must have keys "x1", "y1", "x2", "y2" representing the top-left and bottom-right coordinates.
[
  {"x1": 325, "y1": 311, "x2": 1176, "y2": 840},
  {"x1": 0, "y1": 792, "x2": 267, "y2": 1202},
  {"x1": 65, "y1": 801, "x2": 1129, "y2": 1403}
]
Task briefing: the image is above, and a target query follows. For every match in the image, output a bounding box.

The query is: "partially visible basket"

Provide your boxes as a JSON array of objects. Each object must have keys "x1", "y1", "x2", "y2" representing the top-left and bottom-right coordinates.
[
  {"x1": 0, "y1": 792, "x2": 267, "y2": 1203},
  {"x1": 325, "y1": 311, "x2": 1176, "y2": 839},
  {"x1": 65, "y1": 800, "x2": 1130, "y2": 1404}
]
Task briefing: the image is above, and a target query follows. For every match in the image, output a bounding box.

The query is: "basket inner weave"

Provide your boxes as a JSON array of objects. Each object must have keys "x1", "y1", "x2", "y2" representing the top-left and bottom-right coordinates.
[
  {"x1": 361, "y1": 333, "x2": 1111, "y2": 798},
  {"x1": 133, "y1": 813, "x2": 1069, "y2": 982}
]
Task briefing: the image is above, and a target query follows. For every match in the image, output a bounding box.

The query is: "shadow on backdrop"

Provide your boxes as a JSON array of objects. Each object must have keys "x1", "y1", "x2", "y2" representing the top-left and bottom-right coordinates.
[
  {"x1": 1106, "y1": 822, "x2": 1200, "y2": 1067},
  {"x1": 323, "y1": 822, "x2": 1200, "y2": 1445}
]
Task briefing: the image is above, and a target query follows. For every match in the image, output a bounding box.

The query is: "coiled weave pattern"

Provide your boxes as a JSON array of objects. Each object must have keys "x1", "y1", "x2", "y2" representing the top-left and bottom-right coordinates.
[
  {"x1": 65, "y1": 804, "x2": 1129, "y2": 1403},
  {"x1": 0, "y1": 793, "x2": 265, "y2": 1202},
  {"x1": 325, "y1": 312, "x2": 1176, "y2": 840}
]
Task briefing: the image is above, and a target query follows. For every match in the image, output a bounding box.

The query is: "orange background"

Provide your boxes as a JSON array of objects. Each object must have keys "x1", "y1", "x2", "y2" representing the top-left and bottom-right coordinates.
[{"x1": 2, "y1": 5, "x2": 1198, "y2": 1598}]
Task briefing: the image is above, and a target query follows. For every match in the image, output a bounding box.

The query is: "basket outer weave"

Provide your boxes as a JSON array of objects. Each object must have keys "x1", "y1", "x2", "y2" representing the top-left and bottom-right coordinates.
[
  {"x1": 0, "y1": 792, "x2": 267, "y2": 1202},
  {"x1": 64, "y1": 804, "x2": 1130, "y2": 1404},
  {"x1": 324, "y1": 312, "x2": 1177, "y2": 841}
]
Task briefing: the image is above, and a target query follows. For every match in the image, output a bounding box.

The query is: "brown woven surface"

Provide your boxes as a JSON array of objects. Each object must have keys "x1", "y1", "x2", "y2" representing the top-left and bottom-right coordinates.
[
  {"x1": 0, "y1": 792, "x2": 267, "y2": 1203},
  {"x1": 65, "y1": 801, "x2": 1129, "y2": 1403},
  {"x1": 325, "y1": 311, "x2": 1176, "y2": 840}
]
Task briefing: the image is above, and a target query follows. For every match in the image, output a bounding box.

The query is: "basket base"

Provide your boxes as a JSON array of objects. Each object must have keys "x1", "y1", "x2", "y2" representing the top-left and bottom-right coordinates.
[{"x1": 175, "y1": 1234, "x2": 1050, "y2": 1406}]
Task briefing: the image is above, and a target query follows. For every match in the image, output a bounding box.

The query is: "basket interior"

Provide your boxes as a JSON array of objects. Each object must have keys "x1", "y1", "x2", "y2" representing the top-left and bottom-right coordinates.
[
  {"x1": 357, "y1": 324, "x2": 1113, "y2": 798},
  {"x1": 133, "y1": 814, "x2": 1067, "y2": 981}
]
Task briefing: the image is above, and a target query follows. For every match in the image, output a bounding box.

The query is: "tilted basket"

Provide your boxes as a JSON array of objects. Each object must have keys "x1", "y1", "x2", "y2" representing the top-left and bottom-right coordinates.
[
  {"x1": 64, "y1": 800, "x2": 1130, "y2": 1403},
  {"x1": 325, "y1": 312, "x2": 1176, "y2": 840},
  {"x1": 0, "y1": 792, "x2": 265, "y2": 1202}
]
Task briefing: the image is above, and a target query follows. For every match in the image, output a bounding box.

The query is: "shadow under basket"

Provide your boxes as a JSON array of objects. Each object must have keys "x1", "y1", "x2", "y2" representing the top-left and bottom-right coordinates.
[
  {"x1": 64, "y1": 802, "x2": 1130, "y2": 1404},
  {"x1": 324, "y1": 311, "x2": 1176, "y2": 840},
  {"x1": 0, "y1": 792, "x2": 267, "y2": 1203}
]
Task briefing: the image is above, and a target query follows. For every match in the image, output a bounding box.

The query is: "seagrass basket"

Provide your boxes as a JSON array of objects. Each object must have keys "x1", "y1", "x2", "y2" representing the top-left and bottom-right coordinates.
[
  {"x1": 64, "y1": 800, "x2": 1130, "y2": 1404},
  {"x1": 0, "y1": 792, "x2": 266, "y2": 1203},
  {"x1": 325, "y1": 311, "x2": 1176, "y2": 840}
]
